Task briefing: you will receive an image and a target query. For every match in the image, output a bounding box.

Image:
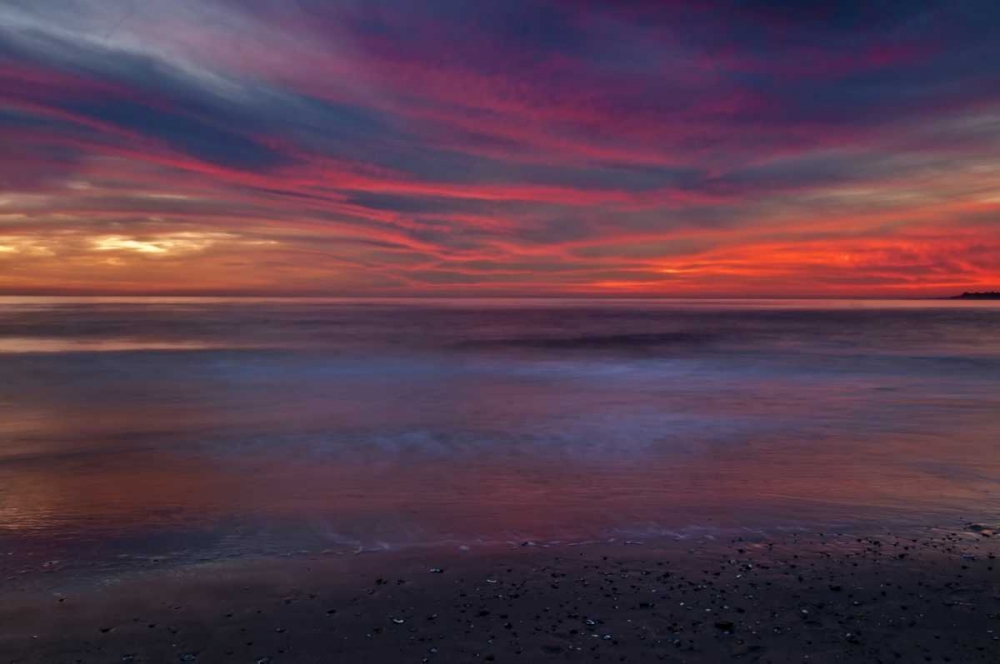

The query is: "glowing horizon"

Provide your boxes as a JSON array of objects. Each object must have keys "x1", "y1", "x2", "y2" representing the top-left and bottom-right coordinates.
[{"x1": 1, "y1": 1, "x2": 999, "y2": 297}]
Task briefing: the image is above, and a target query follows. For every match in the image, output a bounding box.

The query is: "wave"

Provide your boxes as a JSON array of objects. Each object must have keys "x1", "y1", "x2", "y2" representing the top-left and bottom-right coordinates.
[{"x1": 456, "y1": 331, "x2": 716, "y2": 351}]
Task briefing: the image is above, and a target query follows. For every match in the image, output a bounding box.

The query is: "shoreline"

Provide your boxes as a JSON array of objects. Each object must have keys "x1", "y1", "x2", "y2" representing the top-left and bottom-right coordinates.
[
  {"x1": 0, "y1": 512, "x2": 979, "y2": 594},
  {"x1": 2, "y1": 522, "x2": 998, "y2": 663}
]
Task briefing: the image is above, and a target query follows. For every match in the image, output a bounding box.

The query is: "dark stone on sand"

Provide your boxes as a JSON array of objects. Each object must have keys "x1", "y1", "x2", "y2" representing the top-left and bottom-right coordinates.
[
  {"x1": 731, "y1": 643, "x2": 764, "y2": 656},
  {"x1": 4, "y1": 527, "x2": 1000, "y2": 664}
]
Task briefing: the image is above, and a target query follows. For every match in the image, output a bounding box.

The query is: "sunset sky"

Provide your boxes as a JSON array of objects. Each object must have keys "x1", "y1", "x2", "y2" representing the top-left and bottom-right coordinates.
[{"x1": 1, "y1": 0, "x2": 998, "y2": 297}]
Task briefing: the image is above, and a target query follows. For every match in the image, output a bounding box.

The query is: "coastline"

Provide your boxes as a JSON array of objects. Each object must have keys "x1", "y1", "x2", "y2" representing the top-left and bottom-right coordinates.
[{"x1": 3, "y1": 522, "x2": 997, "y2": 663}]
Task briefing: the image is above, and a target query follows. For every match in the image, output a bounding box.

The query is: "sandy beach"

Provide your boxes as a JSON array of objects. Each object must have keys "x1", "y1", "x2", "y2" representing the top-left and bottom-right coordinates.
[{"x1": 3, "y1": 523, "x2": 998, "y2": 663}]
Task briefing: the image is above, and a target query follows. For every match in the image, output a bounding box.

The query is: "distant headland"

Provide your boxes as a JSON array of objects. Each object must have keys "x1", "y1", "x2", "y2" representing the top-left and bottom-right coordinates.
[{"x1": 951, "y1": 292, "x2": 1000, "y2": 300}]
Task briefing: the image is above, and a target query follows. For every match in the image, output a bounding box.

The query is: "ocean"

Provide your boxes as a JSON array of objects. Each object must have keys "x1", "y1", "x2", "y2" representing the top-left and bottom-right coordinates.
[{"x1": 1, "y1": 297, "x2": 998, "y2": 573}]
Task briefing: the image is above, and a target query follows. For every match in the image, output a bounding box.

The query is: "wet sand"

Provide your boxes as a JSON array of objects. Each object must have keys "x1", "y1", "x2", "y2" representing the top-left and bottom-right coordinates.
[{"x1": 2, "y1": 525, "x2": 998, "y2": 663}]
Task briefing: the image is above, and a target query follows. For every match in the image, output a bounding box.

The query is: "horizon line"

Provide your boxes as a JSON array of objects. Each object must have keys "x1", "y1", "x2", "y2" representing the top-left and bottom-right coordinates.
[{"x1": 0, "y1": 292, "x2": 987, "y2": 301}]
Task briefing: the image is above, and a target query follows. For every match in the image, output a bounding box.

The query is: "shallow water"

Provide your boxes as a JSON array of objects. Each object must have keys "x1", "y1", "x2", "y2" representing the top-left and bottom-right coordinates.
[{"x1": 1, "y1": 297, "x2": 998, "y2": 568}]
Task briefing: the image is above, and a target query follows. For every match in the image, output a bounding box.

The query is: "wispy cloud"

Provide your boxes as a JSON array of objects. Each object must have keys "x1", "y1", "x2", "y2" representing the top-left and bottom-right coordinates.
[{"x1": 1, "y1": 0, "x2": 998, "y2": 295}]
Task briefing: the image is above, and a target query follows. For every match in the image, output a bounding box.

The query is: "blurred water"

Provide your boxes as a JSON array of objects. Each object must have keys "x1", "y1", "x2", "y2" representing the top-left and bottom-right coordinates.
[{"x1": 0, "y1": 297, "x2": 998, "y2": 568}]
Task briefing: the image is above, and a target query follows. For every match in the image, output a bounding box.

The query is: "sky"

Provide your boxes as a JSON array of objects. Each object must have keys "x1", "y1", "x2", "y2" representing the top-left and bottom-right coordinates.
[{"x1": 0, "y1": 0, "x2": 998, "y2": 297}]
